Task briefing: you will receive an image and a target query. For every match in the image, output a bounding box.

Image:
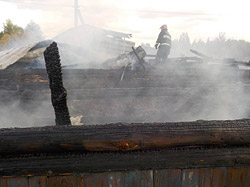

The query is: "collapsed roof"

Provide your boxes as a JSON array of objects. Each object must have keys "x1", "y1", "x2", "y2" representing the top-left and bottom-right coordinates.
[
  {"x1": 0, "y1": 40, "x2": 52, "y2": 70},
  {"x1": 0, "y1": 24, "x2": 136, "y2": 70},
  {"x1": 54, "y1": 24, "x2": 135, "y2": 60}
]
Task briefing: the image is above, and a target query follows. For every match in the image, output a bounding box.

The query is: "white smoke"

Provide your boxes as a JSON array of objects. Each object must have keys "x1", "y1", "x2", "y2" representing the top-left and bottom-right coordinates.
[{"x1": 1, "y1": 15, "x2": 250, "y2": 127}]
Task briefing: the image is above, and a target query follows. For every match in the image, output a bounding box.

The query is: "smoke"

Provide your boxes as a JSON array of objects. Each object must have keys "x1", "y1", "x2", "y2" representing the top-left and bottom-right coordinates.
[
  {"x1": 59, "y1": 32, "x2": 250, "y2": 124},
  {"x1": 0, "y1": 21, "x2": 55, "y2": 128},
  {"x1": 53, "y1": 24, "x2": 135, "y2": 69},
  {"x1": 1, "y1": 18, "x2": 250, "y2": 127},
  {"x1": 52, "y1": 28, "x2": 250, "y2": 124},
  {"x1": 2, "y1": 0, "x2": 250, "y2": 128},
  {"x1": 0, "y1": 93, "x2": 54, "y2": 128},
  {"x1": 152, "y1": 61, "x2": 250, "y2": 122}
]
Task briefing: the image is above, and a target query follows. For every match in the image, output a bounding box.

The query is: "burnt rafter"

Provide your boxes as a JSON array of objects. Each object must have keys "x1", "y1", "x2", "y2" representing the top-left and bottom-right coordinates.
[{"x1": 43, "y1": 42, "x2": 71, "y2": 126}]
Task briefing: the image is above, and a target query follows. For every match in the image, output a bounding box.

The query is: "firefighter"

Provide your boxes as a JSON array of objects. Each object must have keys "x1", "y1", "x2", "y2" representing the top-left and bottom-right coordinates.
[{"x1": 154, "y1": 24, "x2": 171, "y2": 63}]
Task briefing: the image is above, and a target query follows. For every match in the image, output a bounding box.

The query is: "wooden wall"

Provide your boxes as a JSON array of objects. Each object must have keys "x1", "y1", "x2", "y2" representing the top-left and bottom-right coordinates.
[{"x1": 1, "y1": 167, "x2": 250, "y2": 187}]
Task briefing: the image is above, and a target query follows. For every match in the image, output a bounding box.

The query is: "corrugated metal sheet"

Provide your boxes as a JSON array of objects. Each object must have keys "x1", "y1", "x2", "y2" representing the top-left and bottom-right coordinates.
[{"x1": 0, "y1": 43, "x2": 38, "y2": 70}]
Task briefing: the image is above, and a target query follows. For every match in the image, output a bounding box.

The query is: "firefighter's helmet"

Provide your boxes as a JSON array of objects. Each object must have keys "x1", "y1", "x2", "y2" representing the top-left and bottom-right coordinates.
[{"x1": 160, "y1": 24, "x2": 168, "y2": 30}]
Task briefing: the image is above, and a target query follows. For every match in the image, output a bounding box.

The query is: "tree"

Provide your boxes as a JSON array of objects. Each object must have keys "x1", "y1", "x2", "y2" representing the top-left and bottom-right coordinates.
[
  {"x1": 0, "y1": 19, "x2": 24, "y2": 49},
  {"x1": 179, "y1": 33, "x2": 191, "y2": 47},
  {"x1": 0, "y1": 20, "x2": 44, "y2": 50},
  {"x1": 171, "y1": 33, "x2": 191, "y2": 56},
  {"x1": 218, "y1": 32, "x2": 226, "y2": 42},
  {"x1": 2, "y1": 19, "x2": 23, "y2": 37},
  {"x1": 24, "y1": 21, "x2": 44, "y2": 42},
  {"x1": 0, "y1": 33, "x2": 11, "y2": 47}
]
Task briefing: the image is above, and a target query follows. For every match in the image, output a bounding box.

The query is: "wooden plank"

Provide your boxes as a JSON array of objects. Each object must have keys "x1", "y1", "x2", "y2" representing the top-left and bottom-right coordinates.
[
  {"x1": 154, "y1": 169, "x2": 181, "y2": 187},
  {"x1": 224, "y1": 167, "x2": 250, "y2": 187},
  {"x1": 47, "y1": 175, "x2": 79, "y2": 187},
  {"x1": 119, "y1": 170, "x2": 153, "y2": 187},
  {"x1": 2, "y1": 168, "x2": 250, "y2": 186},
  {"x1": 2, "y1": 171, "x2": 153, "y2": 186},
  {"x1": 180, "y1": 167, "x2": 250, "y2": 187},
  {"x1": 241, "y1": 167, "x2": 250, "y2": 186},
  {"x1": 106, "y1": 172, "x2": 122, "y2": 187},
  {"x1": 5, "y1": 177, "x2": 28, "y2": 187},
  {"x1": 81, "y1": 170, "x2": 153, "y2": 187},
  {"x1": 0, "y1": 178, "x2": 7, "y2": 187},
  {"x1": 182, "y1": 169, "x2": 200, "y2": 187},
  {"x1": 196, "y1": 167, "x2": 250, "y2": 187},
  {"x1": 80, "y1": 172, "x2": 109, "y2": 187},
  {"x1": 181, "y1": 168, "x2": 220, "y2": 187},
  {"x1": 28, "y1": 176, "x2": 47, "y2": 187}
]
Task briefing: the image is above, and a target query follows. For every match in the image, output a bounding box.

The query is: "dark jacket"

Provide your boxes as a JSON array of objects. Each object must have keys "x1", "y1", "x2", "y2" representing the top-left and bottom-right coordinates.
[{"x1": 156, "y1": 29, "x2": 171, "y2": 47}]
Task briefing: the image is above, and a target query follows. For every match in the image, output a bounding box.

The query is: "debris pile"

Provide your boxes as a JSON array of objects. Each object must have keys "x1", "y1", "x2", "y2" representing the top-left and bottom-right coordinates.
[{"x1": 103, "y1": 46, "x2": 146, "y2": 70}]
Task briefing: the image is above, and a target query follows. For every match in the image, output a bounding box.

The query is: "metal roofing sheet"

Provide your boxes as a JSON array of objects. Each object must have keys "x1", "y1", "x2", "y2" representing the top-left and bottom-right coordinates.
[{"x1": 0, "y1": 43, "x2": 37, "y2": 70}]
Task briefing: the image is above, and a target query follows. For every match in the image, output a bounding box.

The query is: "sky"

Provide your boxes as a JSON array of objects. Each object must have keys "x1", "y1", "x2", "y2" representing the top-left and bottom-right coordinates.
[{"x1": 0, "y1": 0, "x2": 250, "y2": 46}]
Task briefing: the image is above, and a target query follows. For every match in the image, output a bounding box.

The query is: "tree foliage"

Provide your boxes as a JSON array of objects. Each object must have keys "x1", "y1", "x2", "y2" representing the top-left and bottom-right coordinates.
[
  {"x1": 0, "y1": 19, "x2": 24, "y2": 48},
  {"x1": 171, "y1": 33, "x2": 250, "y2": 61},
  {"x1": 2, "y1": 19, "x2": 23, "y2": 36},
  {"x1": 0, "y1": 19, "x2": 44, "y2": 50},
  {"x1": 24, "y1": 21, "x2": 44, "y2": 41}
]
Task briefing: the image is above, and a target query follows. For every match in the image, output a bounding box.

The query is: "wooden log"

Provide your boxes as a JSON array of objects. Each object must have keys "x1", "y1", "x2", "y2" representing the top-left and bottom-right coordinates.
[
  {"x1": 1, "y1": 120, "x2": 250, "y2": 176},
  {"x1": 0, "y1": 119, "x2": 250, "y2": 155},
  {"x1": 0, "y1": 66, "x2": 248, "y2": 91},
  {"x1": 1, "y1": 145, "x2": 250, "y2": 176}
]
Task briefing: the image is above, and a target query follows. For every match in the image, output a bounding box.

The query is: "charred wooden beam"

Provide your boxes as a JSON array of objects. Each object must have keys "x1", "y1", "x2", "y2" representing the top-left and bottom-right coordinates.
[
  {"x1": 2, "y1": 146, "x2": 250, "y2": 177},
  {"x1": 132, "y1": 46, "x2": 145, "y2": 70},
  {"x1": 44, "y1": 42, "x2": 71, "y2": 126},
  {"x1": 0, "y1": 119, "x2": 250, "y2": 156},
  {"x1": 1, "y1": 120, "x2": 250, "y2": 176}
]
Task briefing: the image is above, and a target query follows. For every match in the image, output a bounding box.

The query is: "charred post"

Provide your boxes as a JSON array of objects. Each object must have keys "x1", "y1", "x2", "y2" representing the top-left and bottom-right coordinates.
[{"x1": 44, "y1": 42, "x2": 71, "y2": 126}]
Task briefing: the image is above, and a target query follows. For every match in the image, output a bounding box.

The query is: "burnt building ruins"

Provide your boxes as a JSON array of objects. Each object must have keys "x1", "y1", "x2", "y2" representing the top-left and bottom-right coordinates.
[{"x1": 1, "y1": 26, "x2": 250, "y2": 185}]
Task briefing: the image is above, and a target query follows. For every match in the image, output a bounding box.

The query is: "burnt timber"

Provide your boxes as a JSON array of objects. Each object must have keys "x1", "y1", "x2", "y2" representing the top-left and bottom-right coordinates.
[
  {"x1": 1, "y1": 119, "x2": 250, "y2": 177},
  {"x1": 2, "y1": 46, "x2": 250, "y2": 185},
  {"x1": 44, "y1": 42, "x2": 71, "y2": 126},
  {"x1": 1, "y1": 62, "x2": 250, "y2": 125}
]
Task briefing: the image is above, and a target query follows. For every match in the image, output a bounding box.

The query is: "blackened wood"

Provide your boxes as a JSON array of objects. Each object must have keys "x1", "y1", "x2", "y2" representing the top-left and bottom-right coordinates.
[
  {"x1": 1, "y1": 146, "x2": 250, "y2": 176},
  {"x1": 0, "y1": 68, "x2": 249, "y2": 90},
  {"x1": 132, "y1": 46, "x2": 146, "y2": 70},
  {"x1": 1, "y1": 120, "x2": 250, "y2": 156},
  {"x1": 154, "y1": 169, "x2": 181, "y2": 187},
  {"x1": 44, "y1": 42, "x2": 71, "y2": 126}
]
